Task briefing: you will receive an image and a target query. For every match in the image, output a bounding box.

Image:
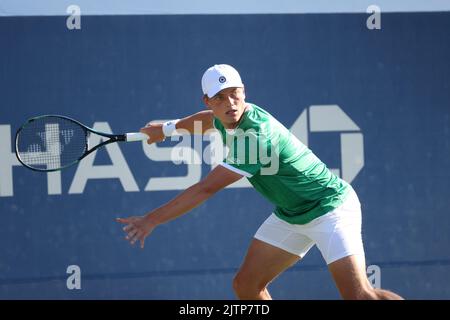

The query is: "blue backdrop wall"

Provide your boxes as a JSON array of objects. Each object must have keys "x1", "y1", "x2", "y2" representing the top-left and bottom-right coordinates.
[{"x1": 0, "y1": 12, "x2": 449, "y2": 299}]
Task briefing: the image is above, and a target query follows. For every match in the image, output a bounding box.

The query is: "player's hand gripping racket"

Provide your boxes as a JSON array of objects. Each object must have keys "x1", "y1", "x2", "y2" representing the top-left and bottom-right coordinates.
[{"x1": 15, "y1": 115, "x2": 149, "y2": 172}]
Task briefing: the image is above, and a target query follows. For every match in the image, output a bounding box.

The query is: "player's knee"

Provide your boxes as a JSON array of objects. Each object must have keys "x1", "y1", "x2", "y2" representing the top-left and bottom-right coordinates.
[
  {"x1": 344, "y1": 287, "x2": 404, "y2": 300},
  {"x1": 232, "y1": 273, "x2": 248, "y2": 295},
  {"x1": 341, "y1": 286, "x2": 379, "y2": 300},
  {"x1": 372, "y1": 288, "x2": 405, "y2": 300},
  {"x1": 232, "y1": 273, "x2": 265, "y2": 298}
]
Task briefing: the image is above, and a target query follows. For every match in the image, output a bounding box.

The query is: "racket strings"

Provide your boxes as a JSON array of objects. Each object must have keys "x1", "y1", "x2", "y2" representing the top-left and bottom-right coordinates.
[{"x1": 16, "y1": 117, "x2": 87, "y2": 170}]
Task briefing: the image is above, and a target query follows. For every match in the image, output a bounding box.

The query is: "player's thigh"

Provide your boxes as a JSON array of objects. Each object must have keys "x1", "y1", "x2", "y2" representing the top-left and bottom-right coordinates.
[
  {"x1": 305, "y1": 190, "x2": 371, "y2": 296},
  {"x1": 236, "y1": 214, "x2": 314, "y2": 285},
  {"x1": 235, "y1": 238, "x2": 301, "y2": 286},
  {"x1": 308, "y1": 189, "x2": 365, "y2": 265},
  {"x1": 328, "y1": 254, "x2": 372, "y2": 299}
]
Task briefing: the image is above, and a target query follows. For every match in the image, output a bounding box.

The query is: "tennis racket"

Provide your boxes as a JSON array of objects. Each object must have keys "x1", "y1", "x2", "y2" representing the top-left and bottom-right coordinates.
[{"x1": 15, "y1": 115, "x2": 149, "y2": 172}]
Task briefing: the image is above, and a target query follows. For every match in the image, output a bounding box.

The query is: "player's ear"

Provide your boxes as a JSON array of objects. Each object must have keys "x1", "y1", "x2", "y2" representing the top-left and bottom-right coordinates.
[
  {"x1": 241, "y1": 86, "x2": 246, "y2": 99},
  {"x1": 203, "y1": 94, "x2": 212, "y2": 109}
]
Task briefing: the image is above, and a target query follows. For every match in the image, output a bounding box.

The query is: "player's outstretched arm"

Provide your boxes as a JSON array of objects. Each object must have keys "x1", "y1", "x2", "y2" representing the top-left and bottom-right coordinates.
[
  {"x1": 139, "y1": 110, "x2": 214, "y2": 144},
  {"x1": 116, "y1": 164, "x2": 242, "y2": 248},
  {"x1": 176, "y1": 110, "x2": 214, "y2": 134}
]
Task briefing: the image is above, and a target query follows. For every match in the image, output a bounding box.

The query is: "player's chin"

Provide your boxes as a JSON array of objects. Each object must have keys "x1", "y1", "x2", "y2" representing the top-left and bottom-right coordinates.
[{"x1": 225, "y1": 113, "x2": 240, "y2": 122}]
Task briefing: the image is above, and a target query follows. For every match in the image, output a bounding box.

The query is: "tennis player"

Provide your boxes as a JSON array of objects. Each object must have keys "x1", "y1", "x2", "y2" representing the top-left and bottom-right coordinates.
[{"x1": 117, "y1": 64, "x2": 403, "y2": 300}]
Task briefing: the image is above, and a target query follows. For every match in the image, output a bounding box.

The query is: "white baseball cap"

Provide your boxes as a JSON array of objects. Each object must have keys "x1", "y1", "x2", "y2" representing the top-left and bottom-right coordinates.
[{"x1": 201, "y1": 64, "x2": 244, "y2": 98}]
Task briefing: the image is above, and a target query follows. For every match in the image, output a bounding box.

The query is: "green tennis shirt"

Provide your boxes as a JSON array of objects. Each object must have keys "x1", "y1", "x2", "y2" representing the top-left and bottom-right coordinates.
[{"x1": 213, "y1": 103, "x2": 350, "y2": 225}]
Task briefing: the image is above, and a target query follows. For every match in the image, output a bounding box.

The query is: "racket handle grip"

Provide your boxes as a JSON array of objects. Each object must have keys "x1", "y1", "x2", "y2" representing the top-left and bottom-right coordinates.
[{"x1": 125, "y1": 132, "x2": 149, "y2": 142}]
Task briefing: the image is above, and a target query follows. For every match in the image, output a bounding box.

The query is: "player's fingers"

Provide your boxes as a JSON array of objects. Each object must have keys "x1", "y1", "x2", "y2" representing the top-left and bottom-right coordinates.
[
  {"x1": 139, "y1": 128, "x2": 153, "y2": 144},
  {"x1": 126, "y1": 229, "x2": 138, "y2": 241},
  {"x1": 123, "y1": 224, "x2": 134, "y2": 232},
  {"x1": 136, "y1": 231, "x2": 146, "y2": 249},
  {"x1": 130, "y1": 232, "x2": 141, "y2": 245},
  {"x1": 117, "y1": 217, "x2": 137, "y2": 225},
  {"x1": 140, "y1": 127, "x2": 151, "y2": 136}
]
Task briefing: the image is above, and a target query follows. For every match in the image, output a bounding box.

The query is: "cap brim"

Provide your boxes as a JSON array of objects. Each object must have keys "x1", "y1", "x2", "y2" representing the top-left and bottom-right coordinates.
[{"x1": 207, "y1": 81, "x2": 244, "y2": 98}]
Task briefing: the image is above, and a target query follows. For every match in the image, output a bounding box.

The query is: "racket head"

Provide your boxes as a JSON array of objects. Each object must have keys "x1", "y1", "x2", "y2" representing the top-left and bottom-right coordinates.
[{"x1": 15, "y1": 115, "x2": 89, "y2": 172}]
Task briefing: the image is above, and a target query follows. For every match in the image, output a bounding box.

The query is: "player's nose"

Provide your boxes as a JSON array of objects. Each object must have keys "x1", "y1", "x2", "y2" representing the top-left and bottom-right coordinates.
[{"x1": 227, "y1": 95, "x2": 237, "y2": 105}]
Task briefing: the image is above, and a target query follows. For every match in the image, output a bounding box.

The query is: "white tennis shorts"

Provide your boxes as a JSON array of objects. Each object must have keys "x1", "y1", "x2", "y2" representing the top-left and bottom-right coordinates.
[{"x1": 254, "y1": 189, "x2": 365, "y2": 265}]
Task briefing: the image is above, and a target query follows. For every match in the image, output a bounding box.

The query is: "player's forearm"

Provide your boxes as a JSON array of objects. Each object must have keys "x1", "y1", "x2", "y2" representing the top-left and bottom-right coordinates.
[
  {"x1": 176, "y1": 110, "x2": 214, "y2": 134},
  {"x1": 141, "y1": 110, "x2": 214, "y2": 143},
  {"x1": 145, "y1": 181, "x2": 215, "y2": 226}
]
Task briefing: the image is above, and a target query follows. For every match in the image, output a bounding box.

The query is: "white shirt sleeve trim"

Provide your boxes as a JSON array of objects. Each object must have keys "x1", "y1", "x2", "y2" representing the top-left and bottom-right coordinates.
[{"x1": 218, "y1": 162, "x2": 253, "y2": 178}]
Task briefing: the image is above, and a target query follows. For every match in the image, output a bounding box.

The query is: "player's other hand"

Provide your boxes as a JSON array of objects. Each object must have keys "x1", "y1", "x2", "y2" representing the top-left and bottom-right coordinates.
[
  {"x1": 140, "y1": 122, "x2": 165, "y2": 144},
  {"x1": 116, "y1": 215, "x2": 156, "y2": 249}
]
